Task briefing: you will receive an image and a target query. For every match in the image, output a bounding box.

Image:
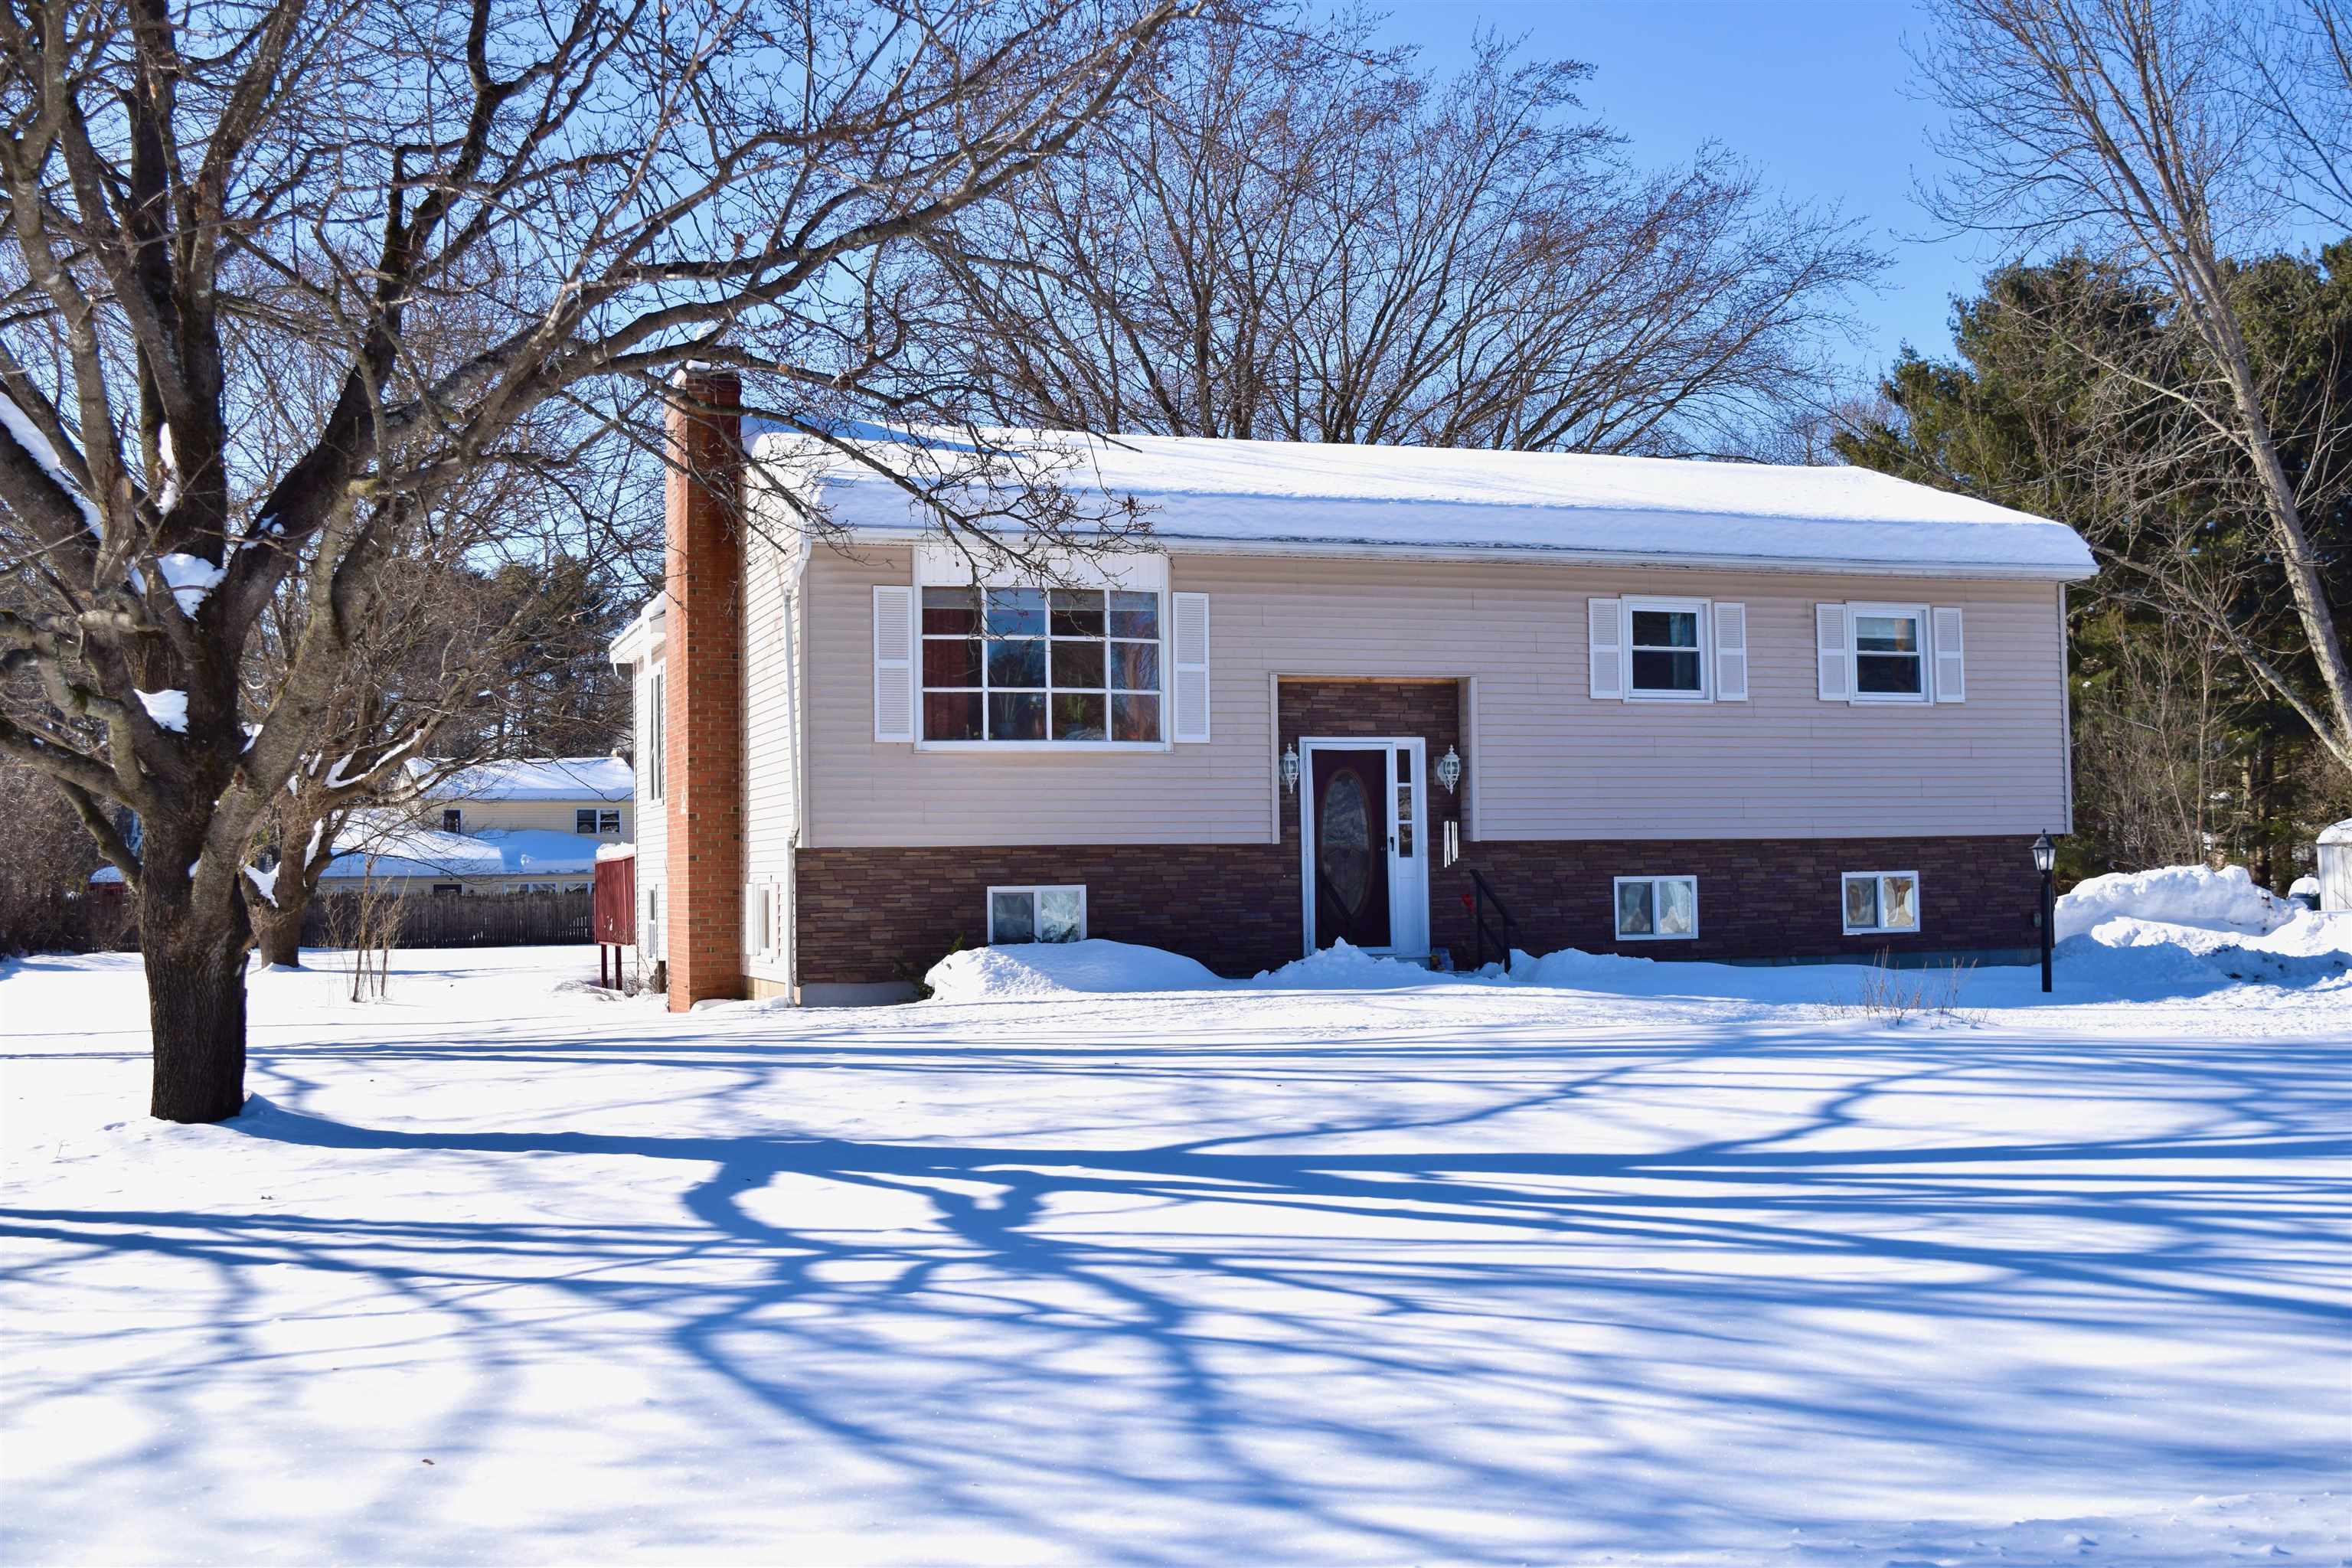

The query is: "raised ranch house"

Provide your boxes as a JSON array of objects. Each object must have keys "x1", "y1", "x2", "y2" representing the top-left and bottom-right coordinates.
[{"x1": 615, "y1": 371, "x2": 2096, "y2": 1007}]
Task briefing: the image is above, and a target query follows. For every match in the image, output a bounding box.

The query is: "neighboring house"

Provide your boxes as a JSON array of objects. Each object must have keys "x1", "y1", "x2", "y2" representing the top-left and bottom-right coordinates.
[
  {"x1": 613, "y1": 371, "x2": 2097, "y2": 1008},
  {"x1": 335, "y1": 758, "x2": 635, "y2": 894},
  {"x1": 90, "y1": 756, "x2": 634, "y2": 897}
]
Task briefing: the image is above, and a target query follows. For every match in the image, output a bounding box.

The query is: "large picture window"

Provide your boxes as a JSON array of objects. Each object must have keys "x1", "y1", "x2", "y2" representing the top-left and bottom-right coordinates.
[{"x1": 922, "y1": 587, "x2": 1161, "y2": 743}]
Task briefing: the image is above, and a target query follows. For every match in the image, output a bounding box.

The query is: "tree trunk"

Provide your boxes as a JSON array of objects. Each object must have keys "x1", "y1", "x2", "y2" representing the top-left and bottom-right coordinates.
[
  {"x1": 140, "y1": 850, "x2": 253, "y2": 1124},
  {"x1": 252, "y1": 878, "x2": 309, "y2": 969}
]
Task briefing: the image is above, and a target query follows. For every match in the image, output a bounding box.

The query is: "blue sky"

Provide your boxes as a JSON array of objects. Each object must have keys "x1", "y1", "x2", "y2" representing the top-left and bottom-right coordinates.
[{"x1": 1374, "y1": 0, "x2": 1989, "y2": 383}]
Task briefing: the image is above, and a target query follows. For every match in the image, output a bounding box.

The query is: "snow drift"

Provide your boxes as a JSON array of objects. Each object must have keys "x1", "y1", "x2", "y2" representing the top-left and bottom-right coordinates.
[
  {"x1": 930, "y1": 865, "x2": 2351, "y2": 1006},
  {"x1": 2053, "y1": 864, "x2": 2291, "y2": 942}
]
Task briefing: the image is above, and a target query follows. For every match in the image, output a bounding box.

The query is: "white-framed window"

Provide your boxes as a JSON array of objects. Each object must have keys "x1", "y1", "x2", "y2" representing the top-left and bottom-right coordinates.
[
  {"x1": 432, "y1": 882, "x2": 463, "y2": 897},
  {"x1": 441, "y1": 807, "x2": 463, "y2": 832},
  {"x1": 1614, "y1": 874, "x2": 1698, "y2": 940},
  {"x1": 743, "y1": 880, "x2": 786, "y2": 960},
  {"x1": 1842, "y1": 871, "x2": 1921, "y2": 934},
  {"x1": 576, "y1": 808, "x2": 599, "y2": 835},
  {"x1": 1623, "y1": 597, "x2": 1710, "y2": 701},
  {"x1": 645, "y1": 668, "x2": 667, "y2": 799},
  {"x1": 601, "y1": 808, "x2": 622, "y2": 835},
  {"x1": 922, "y1": 587, "x2": 1163, "y2": 745},
  {"x1": 987, "y1": 884, "x2": 1087, "y2": 945},
  {"x1": 1849, "y1": 603, "x2": 1929, "y2": 701}
]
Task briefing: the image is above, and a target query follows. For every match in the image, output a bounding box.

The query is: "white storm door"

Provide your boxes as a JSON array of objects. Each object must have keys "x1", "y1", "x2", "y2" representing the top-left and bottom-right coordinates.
[{"x1": 1386, "y1": 740, "x2": 1429, "y2": 958}]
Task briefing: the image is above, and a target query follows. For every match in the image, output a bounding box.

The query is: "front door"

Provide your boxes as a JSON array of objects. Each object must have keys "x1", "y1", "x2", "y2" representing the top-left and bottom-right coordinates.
[{"x1": 1310, "y1": 747, "x2": 1392, "y2": 950}]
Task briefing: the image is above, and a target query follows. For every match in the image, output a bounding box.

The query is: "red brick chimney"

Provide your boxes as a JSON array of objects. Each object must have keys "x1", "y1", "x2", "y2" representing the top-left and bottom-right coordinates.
[{"x1": 662, "y1": 367, "x2": 745, "y2": 1010}]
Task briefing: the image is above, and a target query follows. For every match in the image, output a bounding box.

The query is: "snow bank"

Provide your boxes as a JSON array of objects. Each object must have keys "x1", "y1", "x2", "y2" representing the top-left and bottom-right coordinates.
[
  {"x1": 1253, "y1": 939, "x2": 1469, "y2": 990},
  {"x1": 926, "y1": 939, "x2": 1230, "y2": 1001},
  {"x1": 595, "y1": 841, "x2": 635, "y2": 863},
  {"x1": 2054, "y1": 864, "x2": 2290, "y2": 943}
]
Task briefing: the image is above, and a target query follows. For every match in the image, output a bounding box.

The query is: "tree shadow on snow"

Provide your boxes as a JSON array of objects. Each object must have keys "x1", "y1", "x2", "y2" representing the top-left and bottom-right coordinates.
[{"x1": 2, "y1": 1015, "x2": 2347, "y2": 1563}]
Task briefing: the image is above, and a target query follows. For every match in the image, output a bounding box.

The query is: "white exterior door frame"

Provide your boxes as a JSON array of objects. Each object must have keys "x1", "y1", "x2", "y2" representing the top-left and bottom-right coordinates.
[{"x1": 1298, "y1": 735, "x2": 1429, "y2": 959}]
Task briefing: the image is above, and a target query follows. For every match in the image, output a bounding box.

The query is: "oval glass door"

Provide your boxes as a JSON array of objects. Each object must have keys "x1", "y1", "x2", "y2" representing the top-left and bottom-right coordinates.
[
  {"x1": 1319, "y1": 769, "x2": 1372, "y2": 916},
  {"x1": 1309, "y1": 748, "x2": 1392, "y2": 949}
]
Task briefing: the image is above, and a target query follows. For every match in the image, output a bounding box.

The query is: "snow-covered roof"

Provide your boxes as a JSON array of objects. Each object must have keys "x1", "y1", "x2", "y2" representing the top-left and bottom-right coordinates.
[
  {"x1": 756, "y1": 426, "x2": 2098, "y2": 580},
  {"x1": 2319, "y1": 818, "x2": 2352, "y2": 846},
  {"x1": 90, "y1": 823, "x2": 607, "y2": 886},
  {"x1": 322, "y1": 827, "x2": 604, "y2": 880},
  {"x1": 407, "y1": 756, "x2": 633, "y2": 802}
]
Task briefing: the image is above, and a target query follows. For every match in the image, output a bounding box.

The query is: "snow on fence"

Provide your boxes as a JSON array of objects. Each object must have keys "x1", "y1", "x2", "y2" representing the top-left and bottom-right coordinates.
[{"x1": 300, "y1": 889, "x2": 593, "y2": 949}]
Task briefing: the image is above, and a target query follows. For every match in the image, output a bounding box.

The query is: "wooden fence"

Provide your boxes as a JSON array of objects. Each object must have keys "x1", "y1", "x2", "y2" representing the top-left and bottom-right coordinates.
[{"x1": 302, "y1": 889, "x2": 594, "y2": 949}]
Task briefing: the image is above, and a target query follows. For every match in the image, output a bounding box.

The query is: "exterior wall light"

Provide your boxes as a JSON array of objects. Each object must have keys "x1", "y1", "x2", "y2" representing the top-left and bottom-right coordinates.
[
  {"x1": 1436, "y1": 745, "x2": 1463, "y2": 795},
  {"x1": 1280, "y1": 742, "x2": 1301, "y2": 795}
]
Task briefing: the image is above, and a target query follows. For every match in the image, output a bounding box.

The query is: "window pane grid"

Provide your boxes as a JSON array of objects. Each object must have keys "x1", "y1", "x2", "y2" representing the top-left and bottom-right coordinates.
[{"x1": 923, "y1": 587, "x2": 1160, "y2": 742}]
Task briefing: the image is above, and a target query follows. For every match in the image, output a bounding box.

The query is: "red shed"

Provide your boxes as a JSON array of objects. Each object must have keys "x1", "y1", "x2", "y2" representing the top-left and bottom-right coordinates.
[{"x1": 591, "y1": 846, "x2": 636, "y2": 946}]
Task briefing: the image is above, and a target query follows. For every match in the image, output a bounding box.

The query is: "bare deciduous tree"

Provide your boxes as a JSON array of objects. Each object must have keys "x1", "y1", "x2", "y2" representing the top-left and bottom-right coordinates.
[
  {"x1": 1917, "y1": 0, "x2": 2352, "y2": 769},
  {"x1": 0, "y1": 0, "x2": 1191, "y2": 1122},
  {"x1": 921, "y1": 12, "x2": 1885, "y2": 457}
]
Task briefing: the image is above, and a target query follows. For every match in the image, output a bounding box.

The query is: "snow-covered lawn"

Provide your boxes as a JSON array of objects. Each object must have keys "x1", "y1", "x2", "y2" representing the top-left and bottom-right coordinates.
[{"x1": 4, "y1": 938, "x2": 2347, "y2": 1566}]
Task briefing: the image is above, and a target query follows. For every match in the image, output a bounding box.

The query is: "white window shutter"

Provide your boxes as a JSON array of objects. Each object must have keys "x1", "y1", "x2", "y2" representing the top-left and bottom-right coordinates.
[
  {"x1": 872, "y1": 586, "x2": 915, "y2": 742},
  {"x1": 1815, "y1": 603, "x2": 1851, "y2": 701},
  {"x1": 1932, "y1": 606, "x2": 1966, "y2": 702},
  {"x1": 743, "y1": 884, "x2": 762, "y2": 956},
  {"x1": 1713, "y1": 602, "x2": 1749, "y2": 701},
  {"x1": 1171, "y1": 592, "x2": 1210, "y2": 742},
  {"x1": 1588, "y1": 598, "x2": 1624, "y2": 700}
]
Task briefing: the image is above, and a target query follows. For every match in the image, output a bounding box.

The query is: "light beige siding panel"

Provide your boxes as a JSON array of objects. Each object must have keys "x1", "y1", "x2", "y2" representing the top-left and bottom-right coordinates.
[
  {"x1": 742, "y1": 528, "x2": 802, "y2": 988},
  {"x1": 427, "y1": 798, "x2": 632, "y2": 838},
  {"x1": 800, "y1": 550, "x2": 2073, "y2": 847},
  {"x1": 632, "y1": 656, "x2": 667, "y2": 898}
]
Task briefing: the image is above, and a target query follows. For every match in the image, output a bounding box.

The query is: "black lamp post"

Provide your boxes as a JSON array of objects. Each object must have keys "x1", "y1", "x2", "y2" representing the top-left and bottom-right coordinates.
[{"x1": 2031, "y1": 831, "x2": 2057, "y2": 993}]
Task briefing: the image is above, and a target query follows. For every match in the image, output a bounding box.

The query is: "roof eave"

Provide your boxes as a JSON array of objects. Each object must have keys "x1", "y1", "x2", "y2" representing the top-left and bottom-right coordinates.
[{"x1": 835, "y1": 524, "x2": 2099, "y2": 583}]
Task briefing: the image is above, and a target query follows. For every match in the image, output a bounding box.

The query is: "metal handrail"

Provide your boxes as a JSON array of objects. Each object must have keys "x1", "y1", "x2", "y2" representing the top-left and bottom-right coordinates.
[{"x1": 1468, "y1": 867, "x2": 1517, "y2": 972}]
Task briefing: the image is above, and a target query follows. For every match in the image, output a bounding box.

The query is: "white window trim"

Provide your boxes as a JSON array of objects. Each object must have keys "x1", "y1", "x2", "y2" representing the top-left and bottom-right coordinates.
[
  {"x1": 985, "y1": 884, "x2": 1088, "y2": 945},
  {"x1": 1841, "y1": 871, "x2": 1922, "y2": 935},
  {"x1": 645, "y1": 667, "x2": 667, "y2": 800},
  {"x1": 1844, "y1": 602, "x2": 1932, "y2": 704},
  {"x1": 1621, "y1": 596, "x2": 1713, "y2": 703},
  {"x1": 916, "y1": 584, "x2": 1174, "y2": 751},
  {"x1": 1612, "y1": 874, "x2": 1700, "y2": 940}
]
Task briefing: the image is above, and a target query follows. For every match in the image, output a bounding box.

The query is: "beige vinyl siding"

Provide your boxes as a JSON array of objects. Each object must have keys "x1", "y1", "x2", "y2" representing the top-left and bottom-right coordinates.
[
  {"x1": 802, "y1": 548, "x2": 2073, "y2": 847},
  {"x1": 742, "y1": 528, "x2": 802, "y2": 988},
  {"x1": 632, "y1": 655, "x2": 667, "y2": 921},
  {"x1": 422, "y1": 797, "x2": 632, "y2": 838}
]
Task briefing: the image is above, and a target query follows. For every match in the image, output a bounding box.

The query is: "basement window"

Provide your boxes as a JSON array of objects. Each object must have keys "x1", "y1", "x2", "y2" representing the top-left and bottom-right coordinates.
[
  {"x1": 988, "y1": 885, "x2": 1086, "y2": 946},
  {"x1": 1614, "y1": 875, "x2": 1697, "y2": 940},
  {"x1": 1843, "y1": 871, "x2": 1921, "y2": 934}
]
